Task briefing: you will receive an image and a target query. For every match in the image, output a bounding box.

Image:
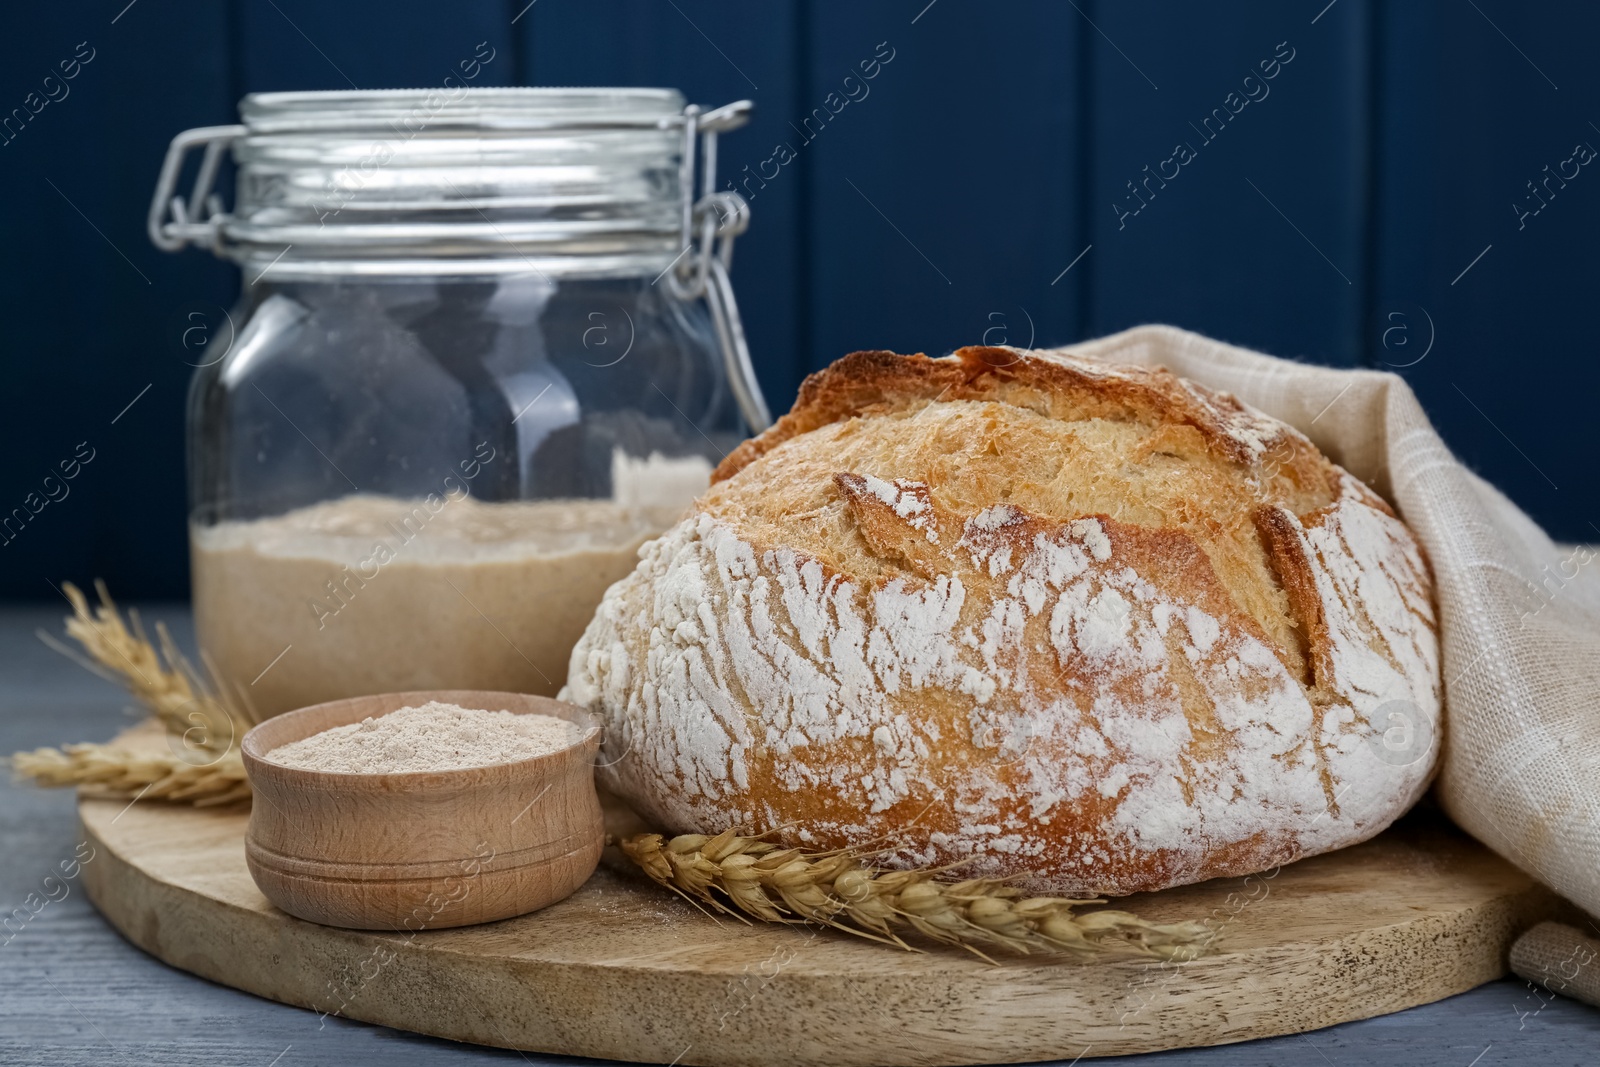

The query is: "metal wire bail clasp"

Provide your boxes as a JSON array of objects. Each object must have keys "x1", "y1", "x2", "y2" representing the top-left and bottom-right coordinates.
[
  {"x1": 148, "y1": 124, "x2": 245, "y2": 253},
  {"x1": 666, "y1": 101, "x2": 772, "y2": 433}
]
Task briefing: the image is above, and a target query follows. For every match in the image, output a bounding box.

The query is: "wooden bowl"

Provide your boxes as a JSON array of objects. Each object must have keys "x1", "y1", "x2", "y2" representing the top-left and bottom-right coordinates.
[{"x1": 240, "y1": 690, "x2": 603, "y2": 931}]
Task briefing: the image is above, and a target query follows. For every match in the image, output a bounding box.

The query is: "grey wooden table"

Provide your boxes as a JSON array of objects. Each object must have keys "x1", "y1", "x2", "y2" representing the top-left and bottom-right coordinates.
[{"x1": 3, "y1": 603, "x2": 1597, "y2": 1067}]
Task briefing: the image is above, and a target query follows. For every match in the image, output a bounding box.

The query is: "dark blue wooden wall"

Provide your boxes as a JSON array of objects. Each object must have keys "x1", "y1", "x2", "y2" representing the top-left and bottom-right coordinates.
[{"x1": 2, "y1": 1, "x2": 1595, "y2": 600}]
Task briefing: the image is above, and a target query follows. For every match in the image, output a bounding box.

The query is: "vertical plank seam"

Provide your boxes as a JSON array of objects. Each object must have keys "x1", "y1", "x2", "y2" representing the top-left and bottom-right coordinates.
[
  {"x1": 1074, "y1": 0, "x2": 1096, "y2": 339},
  {"x1": 226, "y1": 0, "x2": 246, "y2": 103},
  {"x1": 508, "y1": 0, "x2": 531, "y2": 85},
  {"x1": 1356, "y1": 0, "x2": 1383, "y2": 369},
  {"x1": 794, "y1": 0, "x2": 813, "y2": 383}
]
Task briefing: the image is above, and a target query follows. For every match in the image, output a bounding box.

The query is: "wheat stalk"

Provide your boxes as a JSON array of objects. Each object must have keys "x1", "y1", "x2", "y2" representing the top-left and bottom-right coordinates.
[
  {"x1": 10, "y1": 743, "x2": 251, "y2": 805},
  {"x1": 62, "y1": 579, "x2": 254, "y2": 747},
  {"x1": 7, "y1": 581, "x2": 256, "y2": 804},
  {"x1": 621, "y1": 829, "x2": 1216, "y2": 961}
]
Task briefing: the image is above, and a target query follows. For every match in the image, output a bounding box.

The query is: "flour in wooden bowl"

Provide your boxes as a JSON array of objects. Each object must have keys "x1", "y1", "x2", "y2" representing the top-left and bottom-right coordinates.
[{"x1": 265, "y1": 700, "x2": 583, "y2": 773}]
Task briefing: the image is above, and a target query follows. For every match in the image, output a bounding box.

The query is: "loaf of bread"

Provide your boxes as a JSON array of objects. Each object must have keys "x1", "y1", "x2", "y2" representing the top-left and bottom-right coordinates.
[{"x1": 562, "y1": 346, "x2": 1441, "y2": 895}]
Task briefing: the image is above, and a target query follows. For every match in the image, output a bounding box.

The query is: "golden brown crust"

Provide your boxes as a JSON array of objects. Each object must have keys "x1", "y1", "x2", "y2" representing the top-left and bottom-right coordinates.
[
  {"x1": 834, "y1": 472, "x2": 944, "y2": 578},
  {"x1": 714, "y1": 345, "x2": 1335, "y2": 491},
  {"x1": 1254, "y1": 505, "x2": 1328, "y2": 690},
  {"x1": 571, "y1": 346, "x2": 1442, "y2": 896}
]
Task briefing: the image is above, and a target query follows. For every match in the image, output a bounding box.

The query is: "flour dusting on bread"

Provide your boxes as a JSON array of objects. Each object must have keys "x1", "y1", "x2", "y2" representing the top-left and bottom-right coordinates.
[{"x1": 563, "y1": 345, "x2": 1440, "y2": 894}]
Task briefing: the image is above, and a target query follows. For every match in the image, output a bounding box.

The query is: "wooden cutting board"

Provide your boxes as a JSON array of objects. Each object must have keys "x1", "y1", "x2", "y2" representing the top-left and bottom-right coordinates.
[{"x1": 79, "y1": 781, "x2": 1561, "y2": 1066}]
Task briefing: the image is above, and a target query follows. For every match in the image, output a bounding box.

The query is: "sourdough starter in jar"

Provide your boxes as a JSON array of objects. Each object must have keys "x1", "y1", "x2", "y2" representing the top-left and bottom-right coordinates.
[
  {"x1": 156, "y1": 90, "x2": 765, "y2": 717},
  {"x1": 193, "y1": 460, "x2": 704, "y2": 718}
]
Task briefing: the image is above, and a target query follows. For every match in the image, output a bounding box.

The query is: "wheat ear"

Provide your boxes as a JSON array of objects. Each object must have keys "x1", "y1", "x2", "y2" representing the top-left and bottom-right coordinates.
[
  {"x1": 621, "y1": 829, "x2": 1215, "y2": 960},
  {"x1": 9, "y1": 744, "x2": 251, "y2": 806},
  {"x1": 7, "y1": 582, "x2": 256, "y2": 803},
  {"x1": 61, "y1": 579, "x2": 254, "y2": 747}
]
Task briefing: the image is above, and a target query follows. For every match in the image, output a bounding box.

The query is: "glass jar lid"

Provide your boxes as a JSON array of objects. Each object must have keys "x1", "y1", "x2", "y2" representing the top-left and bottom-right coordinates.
[{"x1": 153, "y1": 87, "x2": 741, "y2": 278}]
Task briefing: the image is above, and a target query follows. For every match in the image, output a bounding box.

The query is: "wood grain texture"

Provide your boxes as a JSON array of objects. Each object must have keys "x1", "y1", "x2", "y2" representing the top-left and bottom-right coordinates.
[
  {"x1": 80, "y1": 770, "x2": 1564, "y2": 1066},
  {"x1": 240, "y1": 691, "x2": 603, "y2": 930}
]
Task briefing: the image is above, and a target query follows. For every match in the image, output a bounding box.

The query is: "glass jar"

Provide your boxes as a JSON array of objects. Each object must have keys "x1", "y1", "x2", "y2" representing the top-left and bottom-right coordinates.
[{"x1": 149, "y1": 88, "x2": 768, "y2": 718}]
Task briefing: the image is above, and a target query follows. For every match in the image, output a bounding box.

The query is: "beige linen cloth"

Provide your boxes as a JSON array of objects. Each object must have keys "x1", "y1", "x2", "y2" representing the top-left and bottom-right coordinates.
[{"x1": 1054, "y1": 325, "x2": 1600, "y2": 917}]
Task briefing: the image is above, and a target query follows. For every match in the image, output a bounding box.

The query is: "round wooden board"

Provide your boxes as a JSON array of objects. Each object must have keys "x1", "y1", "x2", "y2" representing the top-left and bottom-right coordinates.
[{"x1": 79, "y1": 771, "x2": 1562, "y2": 1066}]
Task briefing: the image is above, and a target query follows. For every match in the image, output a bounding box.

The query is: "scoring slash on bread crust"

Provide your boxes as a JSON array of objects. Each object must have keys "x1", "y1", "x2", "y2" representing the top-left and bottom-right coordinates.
[{"x1": 563, "y1": 345, "x2": 1441, "y2": 895}]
